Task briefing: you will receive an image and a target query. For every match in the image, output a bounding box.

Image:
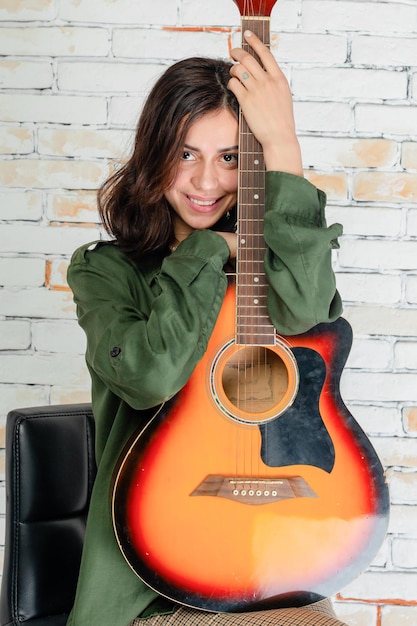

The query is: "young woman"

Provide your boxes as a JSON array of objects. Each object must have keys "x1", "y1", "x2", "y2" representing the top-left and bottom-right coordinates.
[{"x1": 67, "y1": 31, "x2": 345, "y2": 626}]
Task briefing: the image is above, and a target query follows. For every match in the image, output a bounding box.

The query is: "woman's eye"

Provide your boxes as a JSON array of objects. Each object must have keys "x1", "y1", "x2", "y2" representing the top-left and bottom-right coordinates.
[
  {"x1": 182, "y1": 151, "x2": 194, "y2": 161},
  {"x1": 222, "y1": 153, "x2": 238, "y2": 165}
]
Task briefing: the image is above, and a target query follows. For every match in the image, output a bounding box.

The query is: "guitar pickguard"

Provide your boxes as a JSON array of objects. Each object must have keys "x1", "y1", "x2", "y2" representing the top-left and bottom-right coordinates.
[{"x1": 260, "y1": 348, "x2": 335, "y2": 473}]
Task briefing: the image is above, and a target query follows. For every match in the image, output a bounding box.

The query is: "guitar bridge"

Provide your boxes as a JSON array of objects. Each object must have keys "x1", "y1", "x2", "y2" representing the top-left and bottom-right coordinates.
[{"x1": 191, "y1": 475, "x2": 317, "y2": 505}]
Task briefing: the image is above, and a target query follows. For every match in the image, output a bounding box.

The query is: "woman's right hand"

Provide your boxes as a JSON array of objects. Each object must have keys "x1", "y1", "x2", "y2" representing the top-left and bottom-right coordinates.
[{"x1": 228, "y1": 31, "x2": 303, "y2": 177}]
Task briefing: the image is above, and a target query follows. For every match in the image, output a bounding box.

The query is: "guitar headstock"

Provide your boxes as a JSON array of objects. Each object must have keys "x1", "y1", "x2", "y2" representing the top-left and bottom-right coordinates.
[{"x1": 232, "y1": 0, "x2": 277, "y2": 17}]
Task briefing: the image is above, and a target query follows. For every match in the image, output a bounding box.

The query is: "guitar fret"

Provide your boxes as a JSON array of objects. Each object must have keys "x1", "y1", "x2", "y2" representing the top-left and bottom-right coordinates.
[
  {"x1": 236, "y1": 334, "x2": 275, "y2": 347},
  {"x1": 236, "y1": 294, "x2": 267, "y2": 300}
]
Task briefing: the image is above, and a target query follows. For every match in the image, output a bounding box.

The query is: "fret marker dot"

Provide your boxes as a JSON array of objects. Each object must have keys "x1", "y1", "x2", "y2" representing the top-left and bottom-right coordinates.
[
  {"x1": 254, "y1": 298, "x2": 259, "y2": 305},
  {"x1": 254, "y1": 277, "x2": 259, "y2": 283},
  {"x1": 254, "y1": 159, "x2": 259, "y2": 165},
  {"x1": 254, "y1": 193, "x2": 259, "y2": 200},
  {"x1": 241, "y1": 238, "x2": 246, "y2": 245}
]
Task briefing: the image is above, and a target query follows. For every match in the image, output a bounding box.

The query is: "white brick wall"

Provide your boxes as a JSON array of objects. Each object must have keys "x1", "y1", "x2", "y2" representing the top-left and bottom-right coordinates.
[{"x1": 1, "y1": 1, "x2": 417, "y2": 624}]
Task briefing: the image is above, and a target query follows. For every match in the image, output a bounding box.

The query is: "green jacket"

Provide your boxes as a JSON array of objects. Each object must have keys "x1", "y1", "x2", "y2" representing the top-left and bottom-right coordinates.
[{"x1": 66, "y1": 172, "x2": 342, "y2": 626}]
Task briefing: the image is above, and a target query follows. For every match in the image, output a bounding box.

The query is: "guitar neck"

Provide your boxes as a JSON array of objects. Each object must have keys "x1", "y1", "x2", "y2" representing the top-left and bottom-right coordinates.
[{"x1": 236, "y1": 15, "x2": 274, "y2": 346}]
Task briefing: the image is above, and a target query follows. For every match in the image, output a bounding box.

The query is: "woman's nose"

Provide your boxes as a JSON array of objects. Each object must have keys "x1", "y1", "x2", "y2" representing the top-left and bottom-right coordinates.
[{"x1": 191, "y1": 161, "x2": 217, "y2": 190}]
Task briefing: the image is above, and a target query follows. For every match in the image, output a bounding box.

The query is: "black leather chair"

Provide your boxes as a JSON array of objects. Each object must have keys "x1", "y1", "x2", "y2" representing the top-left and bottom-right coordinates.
[{"x1": 0, "y1": 404, "x2": 96, "y2": 626}]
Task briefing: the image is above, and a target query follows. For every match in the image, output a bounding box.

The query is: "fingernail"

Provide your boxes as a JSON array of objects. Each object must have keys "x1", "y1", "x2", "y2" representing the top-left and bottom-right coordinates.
[{"x1": 244, "y1": 30, "x2": 253, "y2": 37}]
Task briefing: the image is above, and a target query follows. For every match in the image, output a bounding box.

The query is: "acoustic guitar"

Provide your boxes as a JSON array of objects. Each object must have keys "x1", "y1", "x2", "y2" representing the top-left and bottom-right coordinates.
[{"x1": 112, "y1": 0, "x2": 389, "y2": 612}]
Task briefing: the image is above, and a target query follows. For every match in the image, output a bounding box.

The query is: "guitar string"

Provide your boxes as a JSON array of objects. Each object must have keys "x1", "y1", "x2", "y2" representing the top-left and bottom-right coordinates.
[{"x1": 236, "y1": 5, "x2": 271, "y2": 486}]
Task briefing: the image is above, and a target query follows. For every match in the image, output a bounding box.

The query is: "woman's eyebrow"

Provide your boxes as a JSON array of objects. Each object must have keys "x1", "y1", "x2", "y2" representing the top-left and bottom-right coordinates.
[{"x1": 184, "y1": 143, "x2": 239, "y2": 153}]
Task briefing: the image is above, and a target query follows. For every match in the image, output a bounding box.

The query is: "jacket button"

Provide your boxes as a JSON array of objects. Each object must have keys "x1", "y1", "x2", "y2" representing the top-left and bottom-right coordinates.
[{"x1": 110, "y1": 346, "x2": 121, "y2": 357}]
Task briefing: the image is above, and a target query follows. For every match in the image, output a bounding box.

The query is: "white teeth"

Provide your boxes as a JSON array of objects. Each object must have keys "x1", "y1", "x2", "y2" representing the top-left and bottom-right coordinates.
[{"x1": 189, "y1": 197, "x2": 217, "y2": 206}]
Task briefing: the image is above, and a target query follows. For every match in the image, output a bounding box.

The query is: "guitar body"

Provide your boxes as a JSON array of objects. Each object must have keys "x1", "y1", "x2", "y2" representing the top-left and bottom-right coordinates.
[{"x1": 112, "y1": 281, "x2": 389, "y2": 611}]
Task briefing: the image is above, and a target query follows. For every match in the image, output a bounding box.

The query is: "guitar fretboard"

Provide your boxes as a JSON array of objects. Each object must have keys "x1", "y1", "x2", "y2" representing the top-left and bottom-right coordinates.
[{"x1": 236, "y1": 16, "x2": 274, "y2": 346}]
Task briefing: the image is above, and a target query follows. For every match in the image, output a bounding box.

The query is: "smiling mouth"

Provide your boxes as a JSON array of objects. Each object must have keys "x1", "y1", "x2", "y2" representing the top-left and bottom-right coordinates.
[{"x1": 187, "y1": 195, "x2": 219, "y2": 207}]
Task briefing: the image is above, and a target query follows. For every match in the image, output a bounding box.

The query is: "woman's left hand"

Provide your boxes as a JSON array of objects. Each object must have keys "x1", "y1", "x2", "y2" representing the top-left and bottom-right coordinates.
[{"x1": 228, "y1": 31, "x2": 303, "y2": 177}]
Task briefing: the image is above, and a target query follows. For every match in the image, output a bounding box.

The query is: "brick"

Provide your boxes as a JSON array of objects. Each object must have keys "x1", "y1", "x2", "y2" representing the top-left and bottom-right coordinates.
[
  {"x1": 0, "y1": 60, "x2": 52, "y2": 89},
  {"x1": 275, "y1": 33, "x2": 347, "y2": 64},
  {"x1": 293, "y1": 67, "x2": 406, "y2": 100},
  {"x1": 0, "y1": 0, "x2": 55, "y2": 21},
  {"x1": 0, "y1": 191, "x2": 43, "y2": 221},
  {"x1": 335, "y1": 273, "x2": 401, "y2": 305},
  {"x1": 403, "y1": 407, "x2": 417, "y2": 435},
  {"x1": 0, "y1": 27, "x2": 109, "y2": 57},
  {"x1": 374, "y1": 438, "x2": 417, "y2": 470},
  {"x1": 341, "y1": 371, "x2": 417, "y2": 403},
  {"x1": 295, "y1": 102, "x2": 352, "y2": 134},
  {"x1": 394, "y1": 342, "x2": 417, "y2": 370},
  {"x1": 0, "y1": 288, "x2": 76, "y2": 320},
  {"x1": 304, "y1": 171, "x2": 348, "y2": 202},
  {"x1": 371, "y1": 538, "x2": 390, "y2": 569},
  {"x1": 388, "y1": 504, "x2": 417, "y2": 536},
  {"x1": 339, "y1": 240, "x2": 417, "y2": 271},
  {"x1": 0, "y1": 321, "x2": 30, "y2": 350},
  {"x1": 326, "y1": 206, "x2": 401, "y2": 238},
  {"x1": 0, "y1": 94, "x2": 107, "y2": 124},
  {"x1": 392, "y1": 538, "x2": 417, "y2": 568},
  {"x1": 113, "y1": 28, "x2": 230, "y2": 60},
  {"x1": 344, "y1": 335, "x2": 392, "y2": 369},
  {"x1": 109, "y1": 94, "x2": 145, "y2": 130},
  {"x1": 389, "y1": 470, "x2": 417, "y2": 504},
  {"x1": 109, "y1": 95, "x2": 144, "y2": 128},
  {"x1": 344, "y1": 305, "x2": 417, "y2": 338},
  {"x1": 302, "y1": 1, "x2": 417, "y2": 33},
  {"x1": 406, "y1": 276, "x2": 417, "y2": 305},
  {"x1": 333, "y1": 601, "x2": 377, "y2": 626},
  {"x1": 32, "y1": 321, "x2": 86, "y2": 354},
  {"x1": 50, "y1": 387, "x2": 91, "y2": 405},
  {"x1": 356, "y1": 104, "x2": 417, "y2": 137},
  {"x1": 38, "y1": 128, "x2": 133, "y2": 159},
  {"x1": 181, "y1": 0, "x2": 241, "y2": 26},
  {"x1": 59, "y1": 0, "x2": 177, "y2": 24},
  {"x1": 352, "y1": 35, "x2": 417, "y2": 67},
  {"x1": 350, "y1": 406, "x2": 399, "y2": 437},
  {"x1": 0, "y1": 257, "x2": 45, "y2": 287},
  {"x1": 402, "y1": 143, "x2": 417, "y2": 171},
  {"x1": 0, "y1": 159, "x2": 108, "y2": 190},
  {"x1": 0, "y1": 354, "x2": 89, "y2": 387},
  {"x1": 412, "y1": 72, "x2": 417, "y2": 101},
  {"x1": 382, "y1": 605, "x2": 417, "y2": 626},
  {"x1": 272, "y1": 0, "x2": 302, "y2": 30},
  {"x1": 0, "y1": 126, "x2": 33, "y2": 155},
  {"x1": 0, "y1": 385, "x2": 49, "y2": 421},
  {"x1": 2, "y1": 224, "x2": 100, "y2": 255},
  {"x1": 407, "y1": 208, "x2": 417, "y2": 232},
  {"x1": 341, "y1": 571, "x2": 417, "y2": 602},
  {"x1": 48, "y1": 259, "x2": 70, "y2": 288},
  {"x1": 0, "y1": 485, "x2": 5, "y2": 514},
  {"x1": 58, "y1": 60, "x2": 165, "y2": 94},
  {"x1": 300, "y1": 137, "x2": 397, "y2": 170},
  {"x1": 46, "y1": 192, "x2": 99, "y2": 223}
]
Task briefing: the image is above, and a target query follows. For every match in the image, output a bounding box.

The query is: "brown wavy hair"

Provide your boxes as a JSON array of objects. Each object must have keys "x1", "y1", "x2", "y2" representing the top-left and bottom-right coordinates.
[{"x1": 98, "y1": 57, "x2": 239, "y2": 260}]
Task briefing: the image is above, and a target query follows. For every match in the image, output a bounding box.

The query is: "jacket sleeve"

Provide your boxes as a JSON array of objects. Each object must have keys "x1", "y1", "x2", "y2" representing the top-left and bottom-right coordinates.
[
  {"x1": 67, "y1": 230, "x2": 230, "y2": 410},
  {"x1": 264, "y1": 171, "x2": 343, "y2": 335}
]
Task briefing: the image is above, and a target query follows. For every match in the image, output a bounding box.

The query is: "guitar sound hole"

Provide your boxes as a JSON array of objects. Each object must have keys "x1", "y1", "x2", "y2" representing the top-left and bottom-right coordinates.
[{"x1": 221, "y1": 346, "x2": 288, "y2": 415}]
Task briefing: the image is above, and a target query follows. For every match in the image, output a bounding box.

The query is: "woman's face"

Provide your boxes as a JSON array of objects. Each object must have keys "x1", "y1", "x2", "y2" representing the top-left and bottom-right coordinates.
[{"x1": 164, "y1": 109, "x2": 238, "y2": 243}]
